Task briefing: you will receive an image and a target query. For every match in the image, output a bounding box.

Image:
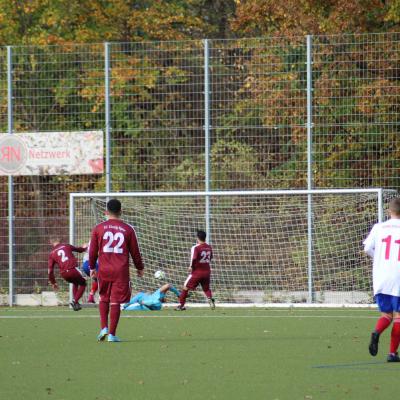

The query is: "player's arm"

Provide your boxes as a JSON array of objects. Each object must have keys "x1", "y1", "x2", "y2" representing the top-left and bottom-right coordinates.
[
  {"x1": 363, "y1": 225, "x2": 377, "y2": 258},
  {"x1": 47, "y1": 255, "x2": 58, "y2": 291},
  {"x1": 128, "y1": 229, "x2": 144, "y2": 276},
  {"x1": 189, "y1": 246, "x2": 197, "y2": 272},
  {"x1": 88, "y1": 229, "x2": 99, "y2": 277},
  {"x1": 160, "y1": 283, "x2": 180, "y2": 297},
  {"x1": 71, "y1": 245, "x2": 88, "y2": 253}
]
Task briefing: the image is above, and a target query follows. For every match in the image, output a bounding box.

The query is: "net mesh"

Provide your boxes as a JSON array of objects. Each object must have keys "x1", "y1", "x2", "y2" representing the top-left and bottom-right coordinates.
[{"x1": 73, "y1": 191, "x2": 396, "y2": 305}]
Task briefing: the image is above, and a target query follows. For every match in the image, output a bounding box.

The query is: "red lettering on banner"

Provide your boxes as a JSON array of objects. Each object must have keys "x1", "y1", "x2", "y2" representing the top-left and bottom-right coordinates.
[
  {"x1": 29, "y1": 149, "x2": 71, "y2": 159},
  {"x1": 1, "y1": 145, "x2": 21, "y2": 162}
]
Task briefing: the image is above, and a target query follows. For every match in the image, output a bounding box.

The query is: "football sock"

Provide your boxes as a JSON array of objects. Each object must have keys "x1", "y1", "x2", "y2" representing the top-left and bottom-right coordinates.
[
  {"x1": 72, "y1": 284, "x2": 78, "y2": 300},
  {"x1": 375, "y1": 315, "x2": 392, "y2": 334},
  {"x1": 90, "y1": 280, "x2": 98, "y2": 295},
  {"x1": 203, "y1": 289, "x2": 212, "y2": 298},
  {"x1": 99, "y1": 301, "x2": 109, "y2": 329},
  {"x1": 179, "y1": 289, "x2": 189, "y2": 306},
  {"x1": 389, "y1": 318, "x2": 400, "y2": 354},
  {"x1": 170, "y1": 286, "x2": 180, "y2": 297},
  {"x1": 74, "y1": 284, "x2": 86, "y2": 302},
  {"x1": 109, "y1": 304, "x2": 121, "y2": 336}
]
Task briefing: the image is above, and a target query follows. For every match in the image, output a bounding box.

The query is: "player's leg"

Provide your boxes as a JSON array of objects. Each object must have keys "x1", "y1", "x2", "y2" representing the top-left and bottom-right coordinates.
[
  {"x1": 200, "y1": 275, "x2": 215, "y2": 310},
  {"x1": 130, "y1": 292, "x2": 145, "y2": 304},
  {"x1": 108, "y1": 281, "x2": 131, "y2": 342},
  {"x1": 63, "y1": 269, "x2": 87, "y2": 311},
  {"x1": 176, "y1": 275, "x2": 197, "y2": 310},
  {"x1": 369, "y1": 294, "x2": 393, "y2": 356},
  {"x1": 88, "y1": 279, "x2": 98, "y2": 303},
  {"x1": 72, "y1": 269, "x2": 87, "y2": 304},
  {"x1": 97, "y1": 279, "x2": 112, "y2": 341},
  {"x1": 120, "y1": 292, "x2": 144, "y2": 310},
  {"x1": 88, "y1": 263, "x2": 99, "y2": 303},
  {"x1": 388, "y1": 297, "x2": 400, "y2": 362},
  {"x1": 123, "y1": 303, "x2": 149, "y2": 311}
]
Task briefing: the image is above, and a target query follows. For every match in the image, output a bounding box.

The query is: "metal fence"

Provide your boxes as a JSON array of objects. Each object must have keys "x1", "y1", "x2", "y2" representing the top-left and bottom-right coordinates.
[{"x1": 1, "y1": 33, "x2": 400, "y2": 303}]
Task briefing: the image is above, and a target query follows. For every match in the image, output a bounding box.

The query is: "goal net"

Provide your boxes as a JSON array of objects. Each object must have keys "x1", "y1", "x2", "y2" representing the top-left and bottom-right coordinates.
[{"x1": 70, "y1": 189, "x2": 396, "y2": 307}]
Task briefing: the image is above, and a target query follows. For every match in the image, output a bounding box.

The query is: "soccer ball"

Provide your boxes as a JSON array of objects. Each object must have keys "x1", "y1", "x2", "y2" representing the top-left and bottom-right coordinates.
[{"x1": 154, "y1": 270, "x2": 166, "y2": 280}]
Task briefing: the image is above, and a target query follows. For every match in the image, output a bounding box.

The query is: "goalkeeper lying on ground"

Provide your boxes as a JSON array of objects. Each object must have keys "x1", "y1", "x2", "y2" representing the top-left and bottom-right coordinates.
[{"x1": 121, "y1": 283, "x2": 180, "y2": 311}]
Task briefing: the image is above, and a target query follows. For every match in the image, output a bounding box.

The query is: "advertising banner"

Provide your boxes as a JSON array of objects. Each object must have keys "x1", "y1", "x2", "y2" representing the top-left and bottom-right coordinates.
[{"x1": 0, "y1": 131, "x2": 103, "y2": 175}]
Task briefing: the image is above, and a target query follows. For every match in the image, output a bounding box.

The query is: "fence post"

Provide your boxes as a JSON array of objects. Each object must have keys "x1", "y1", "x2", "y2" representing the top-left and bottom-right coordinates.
[
  {"x1": 7, "y1": 46, "x2": 14, "y2": 307},
  {"x1": 378, "y1": 188, "x2": 383, "y2": 223},
  {"x1": 104, "y1": 42, "x2": 111, "y2": 193},
  {"x1": 306, "y1": 35, "x2": 314, "y2": 303},
  {"x1": 204, "y1": 39, "x2": 211, "y2": 242}
]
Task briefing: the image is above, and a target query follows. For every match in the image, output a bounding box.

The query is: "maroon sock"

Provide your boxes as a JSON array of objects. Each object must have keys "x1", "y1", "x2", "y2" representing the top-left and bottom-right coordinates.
[
  {"x1": 99, "y1": 301, "x2": 109, "y2": 330},
  {"x1": 72, "y1": 284, "x2": 78, "y2": 299},
  {"x1": 390, "y1": 318, "x2": 400, "y2": 354},
  {"x1": 204, "y1": 290, "x2": 212, "y2": 298},
  {"x1": 74, "y1": 284, "x2": 86, "y2": 302},
  {"x1": 375, "y1": 315, "x2": 392, "y2": 334},
  {"x1": 179, "y1": 290, "x2": 189, "y2": 306},
  {"x1": 109, "y1": 304, "x2": 121, "y2": 336}
]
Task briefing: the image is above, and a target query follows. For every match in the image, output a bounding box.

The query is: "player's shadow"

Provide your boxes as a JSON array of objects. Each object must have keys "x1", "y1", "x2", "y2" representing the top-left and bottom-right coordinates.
[
  {"x1": 311, "y1": 360, "x2": 396, "y2": 372},
  {"x1": 130, "y1": 336, "x2": 291, "y2": 344}
]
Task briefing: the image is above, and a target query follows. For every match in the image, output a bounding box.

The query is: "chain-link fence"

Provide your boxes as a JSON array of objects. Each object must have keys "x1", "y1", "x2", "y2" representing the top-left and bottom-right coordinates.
[{"x1": 1, "y1": 33, "x2": 400, "y2": 302}]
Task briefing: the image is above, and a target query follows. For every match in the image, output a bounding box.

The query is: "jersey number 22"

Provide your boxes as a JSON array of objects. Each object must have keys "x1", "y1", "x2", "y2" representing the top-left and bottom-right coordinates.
[{"x1": 103, "y1": 231, "x2": 124, "y2": 254}]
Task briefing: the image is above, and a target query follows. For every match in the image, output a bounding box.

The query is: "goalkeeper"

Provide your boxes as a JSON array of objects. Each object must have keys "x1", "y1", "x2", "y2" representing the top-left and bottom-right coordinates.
[{"x1": 122, "y1": 283, "x2": 180, "y2": 311}]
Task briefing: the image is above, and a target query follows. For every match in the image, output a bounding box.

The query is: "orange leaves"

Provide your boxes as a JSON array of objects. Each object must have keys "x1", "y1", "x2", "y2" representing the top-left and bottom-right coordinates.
[{"x1": 231, "y1": 0, "x2": 393, "y2": 36}]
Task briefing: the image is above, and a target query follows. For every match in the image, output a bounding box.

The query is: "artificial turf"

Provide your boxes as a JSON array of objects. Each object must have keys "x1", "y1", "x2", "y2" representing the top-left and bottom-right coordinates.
[{"x1": 0, "y1": 307, "x2": 398, "y2": 400}]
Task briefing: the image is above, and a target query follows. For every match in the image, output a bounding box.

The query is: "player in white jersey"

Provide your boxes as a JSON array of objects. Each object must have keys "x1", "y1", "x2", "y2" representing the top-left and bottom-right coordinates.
[{"x1": 364, "y1": 197, "x2": 400, "y2": 362}]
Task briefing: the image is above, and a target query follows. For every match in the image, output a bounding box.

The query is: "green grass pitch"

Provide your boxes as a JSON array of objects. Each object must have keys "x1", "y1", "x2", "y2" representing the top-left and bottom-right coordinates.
[{"x1": 0, "y1": 307, "x2": 398, "y2": 400}]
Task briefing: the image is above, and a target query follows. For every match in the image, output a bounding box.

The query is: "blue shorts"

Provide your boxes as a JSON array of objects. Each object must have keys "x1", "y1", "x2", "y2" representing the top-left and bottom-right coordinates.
[
  {"x1": 82, "y1": 260, "x2": 98, "y2": 276},
  {"x1": 375, "y1": 293, "x2": 400, "y2": 313}
]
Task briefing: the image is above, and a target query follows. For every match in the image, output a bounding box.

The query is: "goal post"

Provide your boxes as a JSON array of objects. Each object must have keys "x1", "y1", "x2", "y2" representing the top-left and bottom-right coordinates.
[{"x1": 69, "y1": 189, "x2": 396, "y2": 307}]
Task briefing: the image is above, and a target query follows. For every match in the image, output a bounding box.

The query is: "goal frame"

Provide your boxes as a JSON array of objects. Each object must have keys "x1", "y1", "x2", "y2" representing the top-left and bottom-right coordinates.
[{"x1": 69, "y1": 188, "x2": 391, "y2": 308}]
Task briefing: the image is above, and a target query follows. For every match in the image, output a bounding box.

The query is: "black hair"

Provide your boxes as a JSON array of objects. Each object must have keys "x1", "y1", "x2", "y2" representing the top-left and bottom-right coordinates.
[
  {"x1": 107, "y1": 198, "x2": 122, "y2": 214},
  {"x1": 197, "y1": 230, "x2": 206, "y2": 242}
]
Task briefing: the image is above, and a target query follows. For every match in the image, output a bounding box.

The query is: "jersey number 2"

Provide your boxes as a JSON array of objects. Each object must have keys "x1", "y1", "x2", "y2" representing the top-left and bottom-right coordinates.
[
  {"x1": 381, "y1": 235, "x2": 400, "y2": 260},
  {"x1": 103, "y1": 232, "x2": 124, "y2": 254},
  {"x1": 57, "y1": 249, "x2": 68, "y2": 262}
]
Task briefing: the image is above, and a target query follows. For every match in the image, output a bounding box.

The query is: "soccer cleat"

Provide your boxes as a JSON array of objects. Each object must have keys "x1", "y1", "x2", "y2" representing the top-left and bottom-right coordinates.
[
  {"x1": 369, "y1": 332, "x2": 380, "y2": 356},
  {"x1": 175, "y1": 305, "x2": 186, "y2": 311},
  {"x1": 208, "y1": 297, "x2": 216, "y2": 310},
  {"x1": 107, "y1": 334, "x2": 121, "y2": 342},
  {"x1": 70, "y1": 300, "x2": 82, "y2": 311},
  {"x1": 97, "y1": 327, "x2": 108, "y2": 341},
  {"x1": 87, "y1": 294, "x2": 95, "y2": 303},
  {"x1": 387, "y1": 353, "x2": 400, "y2": 362}
]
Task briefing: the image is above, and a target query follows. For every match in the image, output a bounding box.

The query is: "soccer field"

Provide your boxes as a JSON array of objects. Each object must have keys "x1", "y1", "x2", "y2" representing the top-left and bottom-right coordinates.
[{"x1": 0, "y1": 307, "x2": 398, "y2": 400}]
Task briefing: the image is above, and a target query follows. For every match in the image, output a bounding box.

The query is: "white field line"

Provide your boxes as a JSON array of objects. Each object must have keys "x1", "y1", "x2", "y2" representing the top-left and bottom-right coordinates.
[
  {"x1": 0, "y1": 306, "x2": 378, "y2": 312},
  {"x1": 0, "y1": 314, "x2": 378, "y2": 319}
]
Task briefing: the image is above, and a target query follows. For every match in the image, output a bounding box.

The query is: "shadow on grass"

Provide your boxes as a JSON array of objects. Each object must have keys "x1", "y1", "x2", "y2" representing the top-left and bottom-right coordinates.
[{"x1": 311, "y1": 360, "x2": 399, "y2": 372}]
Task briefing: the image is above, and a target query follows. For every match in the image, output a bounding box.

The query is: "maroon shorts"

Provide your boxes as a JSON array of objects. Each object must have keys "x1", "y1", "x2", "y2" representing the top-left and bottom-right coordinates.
[
  {"x1": 61, "y1": 268, "x2": 86, "y2": 286},
  {"x1": 98, "y1": 279, "x2": 131, "y2": 304},
  {"x1": 184, "y1": 270, "x2": 211, "y2": 292}
]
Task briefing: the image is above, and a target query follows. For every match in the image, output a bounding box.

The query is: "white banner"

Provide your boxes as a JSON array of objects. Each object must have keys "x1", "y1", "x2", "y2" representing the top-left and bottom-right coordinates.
[{"x1": 0, "y1": 131, "x2": 103, "y2": 176}]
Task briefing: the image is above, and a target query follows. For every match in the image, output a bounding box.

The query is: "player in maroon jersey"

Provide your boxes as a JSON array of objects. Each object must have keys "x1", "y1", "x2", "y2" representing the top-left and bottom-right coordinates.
[
  {"x1": 176, "y1": 230, "x2": 215, "y2": 311},
  {"x1": 48, "y1": 239, "x2": 87, "y2": 311},
  {"x1": 89, "y1": 198, "x2": 144, "y2": 342}
]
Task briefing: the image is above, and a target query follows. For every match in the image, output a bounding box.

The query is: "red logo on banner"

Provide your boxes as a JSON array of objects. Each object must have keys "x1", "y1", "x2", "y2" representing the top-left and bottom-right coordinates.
[{"x1": 0, "y1": 135, "x2": 28, "y2": 174}]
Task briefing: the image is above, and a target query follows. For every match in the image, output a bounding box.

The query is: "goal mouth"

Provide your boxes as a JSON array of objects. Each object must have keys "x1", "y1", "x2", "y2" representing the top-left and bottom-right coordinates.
[{"x1": 70, "y1": 189, "x2": 396, "y2": 307}]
